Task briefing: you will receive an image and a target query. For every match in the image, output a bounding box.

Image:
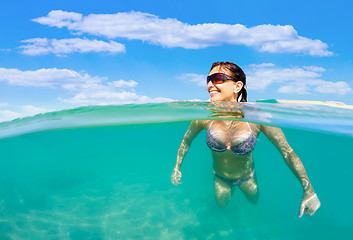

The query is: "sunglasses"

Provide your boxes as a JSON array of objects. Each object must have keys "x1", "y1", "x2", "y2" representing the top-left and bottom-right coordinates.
[{"x1": 207, "y1": 73, "x2": 235, "y2": 84}]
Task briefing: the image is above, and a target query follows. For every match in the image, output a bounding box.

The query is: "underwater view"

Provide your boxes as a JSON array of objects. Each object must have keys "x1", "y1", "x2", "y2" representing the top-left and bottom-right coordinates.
[{"x1": 0, "y1": 101, "x2": 353, "y2": 239}]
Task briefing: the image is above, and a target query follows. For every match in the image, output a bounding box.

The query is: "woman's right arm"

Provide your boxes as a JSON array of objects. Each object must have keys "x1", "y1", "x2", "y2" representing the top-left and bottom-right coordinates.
[{"x1": 171, "y1": 120, "x2": 205, "y2": 185}]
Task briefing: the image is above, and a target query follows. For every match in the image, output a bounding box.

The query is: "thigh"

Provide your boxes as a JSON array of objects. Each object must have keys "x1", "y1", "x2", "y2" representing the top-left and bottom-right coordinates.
[
  {"x1": 214, "y1": 177, "x2": 232, "y2": 208},
  {"x1": 239, "y1": 175, "x2": 259, "y2": 204}
]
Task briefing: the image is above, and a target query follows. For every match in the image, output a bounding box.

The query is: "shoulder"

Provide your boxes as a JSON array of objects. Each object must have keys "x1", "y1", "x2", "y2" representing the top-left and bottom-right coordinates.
[
  {"x1": 259, "y1": 124, "x2": 282, "y2": 134},
  {"x1": 190, "y1": 120, "x2": 209, "y2": 130},
  {"x1": 247, "y1": 122, "x2": 261, "y2": 136}
]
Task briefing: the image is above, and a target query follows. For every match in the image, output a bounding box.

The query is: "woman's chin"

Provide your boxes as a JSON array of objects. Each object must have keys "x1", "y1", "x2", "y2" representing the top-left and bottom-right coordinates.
[{"x1": 210, "y1": 95, "x2": 221, "y2": 102}]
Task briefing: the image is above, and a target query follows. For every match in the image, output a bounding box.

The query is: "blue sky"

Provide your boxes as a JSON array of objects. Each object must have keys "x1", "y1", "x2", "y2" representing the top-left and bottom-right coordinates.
[{"x1": 1, "y1": 0, "x2": 352, "y2": 122}]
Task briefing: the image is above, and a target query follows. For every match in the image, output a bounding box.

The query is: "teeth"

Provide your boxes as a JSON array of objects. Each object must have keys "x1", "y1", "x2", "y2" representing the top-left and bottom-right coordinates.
[{"x1": 209, "y1": 90, "x2": 219, "y2": 97}]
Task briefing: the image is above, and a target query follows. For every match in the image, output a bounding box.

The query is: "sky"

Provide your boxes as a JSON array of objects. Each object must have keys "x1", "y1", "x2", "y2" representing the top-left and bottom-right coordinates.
[{"x1": 0, "y1": 0, "x2": 352, "y2": 122}]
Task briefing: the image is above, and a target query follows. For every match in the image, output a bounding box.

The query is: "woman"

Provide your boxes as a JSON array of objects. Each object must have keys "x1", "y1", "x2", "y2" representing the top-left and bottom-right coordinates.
[{"x1": 171, "y1": 61, "x2": 320, "y2": 217}]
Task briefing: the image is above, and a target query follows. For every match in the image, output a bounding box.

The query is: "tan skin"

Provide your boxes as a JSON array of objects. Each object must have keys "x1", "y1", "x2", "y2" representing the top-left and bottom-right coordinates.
[{"x1": 171, "y1": 66, "x2": 320, "y2": 217}]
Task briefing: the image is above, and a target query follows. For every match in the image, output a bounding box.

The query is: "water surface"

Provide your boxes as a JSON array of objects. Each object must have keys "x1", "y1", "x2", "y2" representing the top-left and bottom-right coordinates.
[{"x1": 0, "y1": 101, "x2": 352, "y2": 239}]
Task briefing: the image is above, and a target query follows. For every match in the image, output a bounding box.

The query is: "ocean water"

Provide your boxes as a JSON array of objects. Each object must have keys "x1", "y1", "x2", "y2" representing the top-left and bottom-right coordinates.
[{"x1": 0, "y1": 101, "x2": 353, "y2": 239}]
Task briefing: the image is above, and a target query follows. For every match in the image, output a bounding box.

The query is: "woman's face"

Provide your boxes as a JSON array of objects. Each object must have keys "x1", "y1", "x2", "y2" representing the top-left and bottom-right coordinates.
[{"x1": 207, "y1": 67, "x2": 242, "y2": 102}]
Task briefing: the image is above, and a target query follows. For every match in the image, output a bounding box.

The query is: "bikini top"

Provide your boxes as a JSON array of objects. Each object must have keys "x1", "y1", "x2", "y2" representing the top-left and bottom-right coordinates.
[{"x1": 206, "y1": 122, "x2": 257, "y2": 156}]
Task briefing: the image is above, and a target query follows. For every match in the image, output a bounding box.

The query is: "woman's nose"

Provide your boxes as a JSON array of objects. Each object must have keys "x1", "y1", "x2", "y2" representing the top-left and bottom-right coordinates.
[{"x1": 207, "y1": 80, "x2": 215, "y2": 87}]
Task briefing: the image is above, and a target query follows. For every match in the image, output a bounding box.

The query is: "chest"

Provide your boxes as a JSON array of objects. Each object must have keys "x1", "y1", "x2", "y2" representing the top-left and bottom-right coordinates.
[{"x1": 207, "y1": 121, "x2": 258, "y2": 145}]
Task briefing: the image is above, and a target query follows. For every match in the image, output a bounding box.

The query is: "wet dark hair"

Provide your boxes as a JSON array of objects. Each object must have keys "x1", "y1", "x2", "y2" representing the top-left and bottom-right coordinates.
[{"x1": 210, "y1": 61, "x2": 247, "y2": 102}]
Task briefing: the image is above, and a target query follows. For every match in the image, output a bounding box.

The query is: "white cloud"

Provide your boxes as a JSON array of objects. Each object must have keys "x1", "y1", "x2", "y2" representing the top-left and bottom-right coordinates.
[
  {"x1": 246, "y1": 63, "x2": 323, "y2": 90},
  {"x1": 0, "y1": 67, "x2": 173, "y2": 107},
  {"x1": 21, "y1": 105, "x2": 51, "y2": 115},
  {"x1": 56, "y1": 77, "x2": 172, "y2": 105},
  {"x1": 0, "y1": 48, "x2": 12, "y2": 52},
  {"x1": 259, "y1": 37, "x2": 331, "y2": 56},
  {"x1": 277, "y1": 82, "x2": 311, "y2": 95},
  {"x1": 312, "y1": 80, "x2": 352, "y2": 94},
  {"x1": 278, "y1": 80, "x2": 352, "y2": 95},
  {"x1": 59, "y1": 91, "x2": 172, "y2": 105},
  {"x1": 0, "y1": 105, "x2": 52, "y2": 122},
  {"x1": 302, "y1": 66, "x2": 326, "y2": 72},
  {"x1": 177, "y1": 73, "x2": 206, "y2": 86},
  {"x1": 246, "y1": 63, "x2": 352, "y2": 95},
  {"x1": 0, "y1": 102, "x2": 9, "y2": 107},
  {"x1": 0, "y1": 110, "x2": 23, "y2": 122},
  {"x1": 248, "y1": 63, "x2": 275, "y2": 68},
  {"x1": 109, "y1": 80, "x2": 138, "y2": 88},
  {"x1": 33, "y1": 10, "x2": 83, "y2": 28},
  {"x1": 32, "y1": 10, "x2": 333, "y2": 56},
  {"x1": 19, "y1": 38, "x2": 125, "y2": 56},
  {"x1": 0, "y1": 67, "x2": 101, "y2": 87}
]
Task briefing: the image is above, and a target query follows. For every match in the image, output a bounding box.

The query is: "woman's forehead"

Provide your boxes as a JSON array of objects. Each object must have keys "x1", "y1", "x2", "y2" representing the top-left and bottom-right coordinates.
[{"x1": 209, "y1": 66, "x2": 232, "y2": 76}]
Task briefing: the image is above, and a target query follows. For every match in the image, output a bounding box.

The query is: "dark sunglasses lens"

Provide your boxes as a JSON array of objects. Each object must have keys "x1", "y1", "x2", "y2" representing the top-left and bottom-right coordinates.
[{"x1": 207, "y1": 74, "x2": 225, "y2": 84}]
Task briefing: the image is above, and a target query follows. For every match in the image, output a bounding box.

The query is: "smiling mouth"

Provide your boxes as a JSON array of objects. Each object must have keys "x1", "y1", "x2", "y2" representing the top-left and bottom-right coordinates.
[{"x1": 209, "y1": 91, "x2": 219, "y2": 97}]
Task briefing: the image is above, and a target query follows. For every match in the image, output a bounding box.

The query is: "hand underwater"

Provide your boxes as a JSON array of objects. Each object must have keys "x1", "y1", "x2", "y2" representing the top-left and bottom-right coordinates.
[
  {"x1": 171, "y1": 169, "x2": 182, "y2": 185},
  {"x1": 299, "y1": 192, "x2": 321, "y2": 217}
]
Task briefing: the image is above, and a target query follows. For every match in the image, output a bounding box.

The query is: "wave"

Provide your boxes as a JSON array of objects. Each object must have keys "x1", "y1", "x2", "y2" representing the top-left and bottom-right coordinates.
[{"x1": 1, "y1": 100, "x2": 353, "y2": 139}]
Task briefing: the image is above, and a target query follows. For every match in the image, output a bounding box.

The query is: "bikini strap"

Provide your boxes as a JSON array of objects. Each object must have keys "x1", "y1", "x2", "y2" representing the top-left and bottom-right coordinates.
[{"x1": 246, "y1": 122, "x2": 255, "y2": 136}]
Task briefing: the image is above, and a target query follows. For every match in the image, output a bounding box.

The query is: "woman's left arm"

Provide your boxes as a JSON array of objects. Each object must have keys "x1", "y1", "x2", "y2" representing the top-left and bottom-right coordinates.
[{"x1": 260, "y1": 124, "x2": 321, "y2": 217}]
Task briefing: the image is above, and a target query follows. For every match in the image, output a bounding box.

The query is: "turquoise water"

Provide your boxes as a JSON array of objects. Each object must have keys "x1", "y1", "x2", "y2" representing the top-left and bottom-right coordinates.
[{"x1": 0, "y1": 102, "x2": 353, "y2": 239}]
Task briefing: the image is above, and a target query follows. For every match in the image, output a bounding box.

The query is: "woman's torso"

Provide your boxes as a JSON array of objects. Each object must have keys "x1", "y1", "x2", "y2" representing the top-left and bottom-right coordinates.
[{"x1": 204, "y1": 120, "x2": 260, "y2": 179}]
